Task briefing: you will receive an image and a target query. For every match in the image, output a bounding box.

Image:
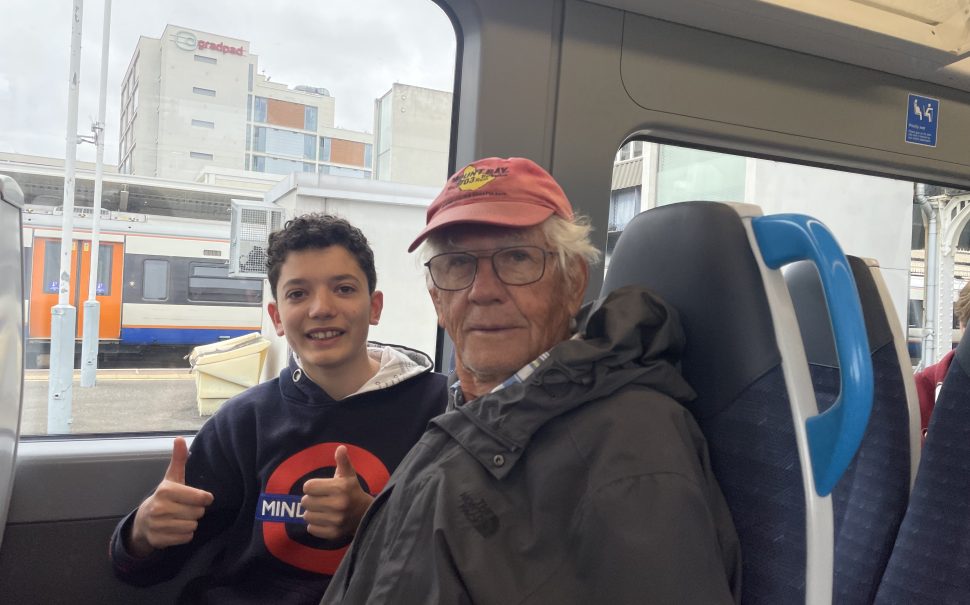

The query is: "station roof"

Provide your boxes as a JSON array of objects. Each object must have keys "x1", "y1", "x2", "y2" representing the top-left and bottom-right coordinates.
[{"x1": 0, "y1": 158, "x2": 262, "y2": 222}]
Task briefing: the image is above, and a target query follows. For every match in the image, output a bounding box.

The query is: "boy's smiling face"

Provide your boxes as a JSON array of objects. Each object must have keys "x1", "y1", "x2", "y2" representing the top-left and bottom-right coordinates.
[{"x1": 268, "y1": 245, "x2": 383, "y2": 388}]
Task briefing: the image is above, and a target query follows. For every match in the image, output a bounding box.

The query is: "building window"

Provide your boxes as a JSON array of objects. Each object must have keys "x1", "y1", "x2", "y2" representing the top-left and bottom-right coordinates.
[
  {"x1": 319, "y1": 137, "x2": 331, "y2": 162},
  {"x1": 253, "y1": 155, "x2": 316, "y2": 176},
  {"x1": 908, "y1": 299, "x2": 923, "y2": 329},
  {"x1": 615, "y1": 140, "x2": 644, "y2": 162},
  {"x1": 364, "y1": 143, "x2": 373, "y2": 168},
  {"x1": 252, "y1": 126, "x2": 314, "y2": 159},
  {"x1": 305, "y1": 106, "x2": 318, "y2": 131},
  {"x1": 609, "y1": 187, "x2": 640, "y2": 232},
  {"x1": 192, "y1": 86, "x2": 216, "y2": 97},
  {"x1": 188, "y1": 263, "x2": 262, "y2": 303},
  {"x1": 192, "y1": 119, "x2": 215, "y2": 129},
  {"x1": 304, "y1": 134, "x2": 316, "y2": 160},
  {"x1": 194, "y1": 55, "x2": 217, "y2": 65},
  {"x1": 248, "y1": 64, "x2": 254, "y2": 92},
  {"x1": 142, "y1": 259, "x2": 169, "y2": 301},
  {"x1": 254, "y1": 96, "x2": 268, "y2": 122},
  {"x1": 190, "y1": 151, "x2": 214, "y2": 160}
]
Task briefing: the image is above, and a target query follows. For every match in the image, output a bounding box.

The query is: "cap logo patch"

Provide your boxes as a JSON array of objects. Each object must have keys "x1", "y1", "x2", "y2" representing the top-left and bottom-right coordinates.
[{"x1": 455, "y1": 165, "x2": 509, "y2": 191}]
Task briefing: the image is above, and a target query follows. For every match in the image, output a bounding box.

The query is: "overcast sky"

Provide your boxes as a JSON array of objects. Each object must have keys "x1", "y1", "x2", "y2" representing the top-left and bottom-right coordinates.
[{"x1": 0, "y1": 0, "x2": 456, "y2": 164}]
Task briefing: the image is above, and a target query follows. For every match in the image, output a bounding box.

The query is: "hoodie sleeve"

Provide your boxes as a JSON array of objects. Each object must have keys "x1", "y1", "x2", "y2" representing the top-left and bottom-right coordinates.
[{"x1": 109, "y1": 416, "x2": 244, "y2": 586}]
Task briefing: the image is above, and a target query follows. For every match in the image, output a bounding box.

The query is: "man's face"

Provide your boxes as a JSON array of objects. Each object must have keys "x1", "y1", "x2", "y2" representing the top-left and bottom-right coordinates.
[
  {"x1": 268, "y1": 246, "x2": 382, "y2": 386},
  {"x1": 429, "y1": 225, "x2": 587, "y2": 396}
]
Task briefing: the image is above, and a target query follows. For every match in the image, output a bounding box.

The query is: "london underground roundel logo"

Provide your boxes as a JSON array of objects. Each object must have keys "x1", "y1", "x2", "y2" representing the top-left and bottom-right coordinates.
[{"x1": 260, "y1": 442, "x2": 389, "y2": 574}]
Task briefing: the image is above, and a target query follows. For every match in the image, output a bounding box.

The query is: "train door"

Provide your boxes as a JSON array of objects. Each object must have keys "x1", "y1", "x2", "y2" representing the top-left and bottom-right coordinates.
[{"x1": 27, "y1": 237, "x2": 124, "y2": 339}]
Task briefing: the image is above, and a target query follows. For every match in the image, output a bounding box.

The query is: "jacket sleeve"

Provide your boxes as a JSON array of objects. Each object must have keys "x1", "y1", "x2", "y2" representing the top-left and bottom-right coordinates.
[
  {"x1": 914, "y1": 364, "x2": 938, "y2": 433},
  {"x1": 572, "y1": 471, "x2": 741, "y2": 604},
  {"x1": 109, "y1": 417, "x2": 244, "y2": 586}
]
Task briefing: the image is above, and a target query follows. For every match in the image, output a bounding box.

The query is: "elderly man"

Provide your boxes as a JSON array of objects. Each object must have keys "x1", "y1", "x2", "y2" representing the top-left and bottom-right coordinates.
[{"x1": 321, "y1": 157, "x2": 741, "y2": 604}]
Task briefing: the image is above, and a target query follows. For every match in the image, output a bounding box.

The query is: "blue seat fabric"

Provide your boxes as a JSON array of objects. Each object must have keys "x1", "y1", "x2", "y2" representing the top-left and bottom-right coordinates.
[
  {"x1": 602, "y1": 202, "x2": 805, "y2": 604},
  {"x1": 876, "y1": 334, "x2": 970, "y2": 605},
  {"x1": 786, "y1": 258, "x2": 911, "y2": 605}
]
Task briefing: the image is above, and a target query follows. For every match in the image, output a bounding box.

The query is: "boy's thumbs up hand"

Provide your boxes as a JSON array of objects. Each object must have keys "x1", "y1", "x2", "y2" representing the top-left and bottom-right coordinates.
[
  {"x1": 127, "y1": 437, "x2": 214, "y2": 558},
  {"x1": 302, "y1": 445, "x2": 374, "y2": 541}
]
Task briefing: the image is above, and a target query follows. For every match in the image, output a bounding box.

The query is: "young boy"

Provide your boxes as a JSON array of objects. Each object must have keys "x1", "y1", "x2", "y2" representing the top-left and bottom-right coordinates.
[{"x1": 110, "y1": 214, "x2": 447, "y2": 603}]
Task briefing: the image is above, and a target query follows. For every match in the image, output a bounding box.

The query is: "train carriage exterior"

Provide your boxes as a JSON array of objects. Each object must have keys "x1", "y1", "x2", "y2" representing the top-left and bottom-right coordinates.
[{"x1": 21, "y1": 205, "x2": 262, "y2": 367}]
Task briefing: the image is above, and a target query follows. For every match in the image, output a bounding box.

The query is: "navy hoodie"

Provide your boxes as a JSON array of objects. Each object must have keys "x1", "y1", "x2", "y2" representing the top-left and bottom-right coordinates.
[{"x1": 111, "y1": 344, "x2": 447, "y2": 604}]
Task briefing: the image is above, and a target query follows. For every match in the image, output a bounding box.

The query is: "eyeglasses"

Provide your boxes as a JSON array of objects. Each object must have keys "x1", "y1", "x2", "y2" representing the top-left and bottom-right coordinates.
[{"x1": 424, "y1": 246, "x2": 556, "y2": 291}]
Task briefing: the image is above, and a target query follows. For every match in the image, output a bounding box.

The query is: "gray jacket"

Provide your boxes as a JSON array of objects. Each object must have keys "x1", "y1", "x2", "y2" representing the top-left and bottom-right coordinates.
[{"x1": 322, "y1": 286, "x2": 741, "y2": 604}]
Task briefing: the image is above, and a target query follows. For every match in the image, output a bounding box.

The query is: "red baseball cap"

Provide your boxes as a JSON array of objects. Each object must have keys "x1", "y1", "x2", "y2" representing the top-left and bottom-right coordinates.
[{"x1": 408, "y1": 157, "x2": 575, "y2": 252}]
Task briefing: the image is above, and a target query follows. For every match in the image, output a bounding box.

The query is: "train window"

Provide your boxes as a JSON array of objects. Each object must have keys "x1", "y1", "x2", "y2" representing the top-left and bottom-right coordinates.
[
  {"x1": 11, "y1": 0, "x2": 454, "y2": 437},
  {"x1": 96, "y1": 243, "x2": 112, "y2": 296},
  {"x1": 607, "y1": 140, "x2": 918, "y2": 344},
  {"x1": 142, "y1": 259, "x2": 170, "y2": 301},
  {"x1": 188, "y1": 264, "x2": 263, "y2": 304},
  {"x1": 42, "y1": 241, "x2": 60, "y2": 294},
  {"x1": 656, "y1": 146, "x2": 746, "y2": 205}
]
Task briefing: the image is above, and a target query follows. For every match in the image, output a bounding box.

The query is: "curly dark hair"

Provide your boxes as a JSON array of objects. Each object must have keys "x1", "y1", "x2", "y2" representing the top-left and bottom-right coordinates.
[{"x1": 266, "y1": 213, "x2": 377, "y2": 299}]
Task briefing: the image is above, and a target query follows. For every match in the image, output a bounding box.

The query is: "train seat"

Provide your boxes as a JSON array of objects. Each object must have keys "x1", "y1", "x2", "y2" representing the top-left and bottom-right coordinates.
[
  {"x1": 875, "y1": 332, "x2": 970, "y2": 603},
  {"x1": 785, "y1": 256, "x2": 918, "y2": 605},
  {"x1": 601, "y1": 201, "x2": 873, "y2": 605}
]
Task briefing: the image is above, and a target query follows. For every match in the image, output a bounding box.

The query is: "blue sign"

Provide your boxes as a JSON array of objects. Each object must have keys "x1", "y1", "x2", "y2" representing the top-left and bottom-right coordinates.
[{"x1": 905, "y1": 94, "x2": 939, "y2": 147}]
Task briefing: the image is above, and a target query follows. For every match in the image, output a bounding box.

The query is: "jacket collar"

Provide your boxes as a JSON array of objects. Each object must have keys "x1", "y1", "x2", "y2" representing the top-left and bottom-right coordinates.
[{"x1": 432, "y1": 286, "x2": 696, "y2": 479}]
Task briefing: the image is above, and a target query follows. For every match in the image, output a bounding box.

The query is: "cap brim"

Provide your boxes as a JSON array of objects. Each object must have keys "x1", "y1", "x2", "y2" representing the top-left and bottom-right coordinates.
[{"x1": 408, "y1": 201, "x2": 555, "y2": 252}]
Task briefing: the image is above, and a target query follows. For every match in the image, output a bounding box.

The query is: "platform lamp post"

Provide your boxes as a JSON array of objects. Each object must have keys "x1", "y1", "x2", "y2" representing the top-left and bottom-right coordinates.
[
  {"x1": 48, "y1": 0, "x2": 84, "y2": 434},
  {"x1": 80, "y1": 0, "x2": 112, "y2": 388}
]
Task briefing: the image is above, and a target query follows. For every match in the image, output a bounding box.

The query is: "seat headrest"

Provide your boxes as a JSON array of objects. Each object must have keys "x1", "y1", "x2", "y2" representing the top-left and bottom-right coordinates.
[
  {"x1": 602, "y1": 201, "x2": 780, "y2": 420},
  {"x1": 785, "y1": 256, "x2": 892, "y2": 368}
]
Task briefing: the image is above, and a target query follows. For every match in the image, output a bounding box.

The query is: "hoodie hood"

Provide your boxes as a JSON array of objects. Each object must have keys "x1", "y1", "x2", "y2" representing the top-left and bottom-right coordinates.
[
  {"x1": 434, "y1": 285, "x2": 696, "y2": 476},
  {"x1": 282, "y1": 342, "x2": 434, "y2": 404}
]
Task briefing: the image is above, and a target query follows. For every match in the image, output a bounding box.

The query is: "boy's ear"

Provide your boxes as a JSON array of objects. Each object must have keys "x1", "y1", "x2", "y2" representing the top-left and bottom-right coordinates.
[
  {"x1": 267, "y1": 301, "x2": 285, "y2": 337},
  {"x1": 369, "y1": 290, "x2": 384, "y2": 325}
]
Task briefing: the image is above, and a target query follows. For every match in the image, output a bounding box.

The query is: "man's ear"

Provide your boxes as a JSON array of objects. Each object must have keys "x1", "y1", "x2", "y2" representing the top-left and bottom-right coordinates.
[
  {"x1": 267, "y1": 301, "x2": 285, "y2": 337},
  {"x1": 566, "y1": 259, "x2": 589, "y2": 318},
  {"x1": 428, "y1": 287, "x2": 446, "y2": 328},
  {"x1": 369, "y1": 290, "x2": 384, "y2": 325}
]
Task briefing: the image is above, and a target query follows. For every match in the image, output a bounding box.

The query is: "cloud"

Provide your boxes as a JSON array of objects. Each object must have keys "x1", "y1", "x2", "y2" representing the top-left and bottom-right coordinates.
[{"x1": 0, "y1": 0, "x2": 455, "y2": 165}]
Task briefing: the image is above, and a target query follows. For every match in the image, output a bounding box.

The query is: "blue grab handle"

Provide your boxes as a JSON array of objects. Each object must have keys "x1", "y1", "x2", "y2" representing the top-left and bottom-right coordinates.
[{"x1": 752, "y1": 214, "x2": 873, "y2": 497}]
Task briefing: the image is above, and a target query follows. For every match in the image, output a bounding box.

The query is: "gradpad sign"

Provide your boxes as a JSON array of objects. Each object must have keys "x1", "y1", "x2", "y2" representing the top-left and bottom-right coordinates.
[{"x1": 906, "y1": 94, "x2": 940, "y2": 147}]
